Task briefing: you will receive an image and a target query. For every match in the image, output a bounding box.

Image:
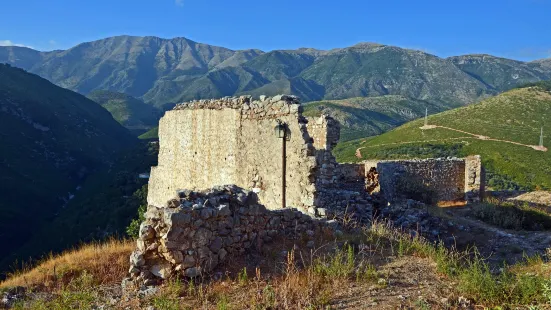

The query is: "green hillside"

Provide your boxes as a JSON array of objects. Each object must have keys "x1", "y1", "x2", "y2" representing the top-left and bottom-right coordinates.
[
  {"x1": 303, "y1": 95, "x2": 454, "y2": 141},
  {"x1": 335, "y1": 86, "x2": 551, "y2": 191},
  {"x1": 0, "y1": 64, "x2": 136, "y2": 267},
  {"x1": 449, "y1": 54, "x2": 551, "y2": 91},
  {"x1": 139, "y1": 126, "x2": 159, "y2": 140},
  {"x1": 87, "y1": 90, "x2": 161, "y2": 135}
]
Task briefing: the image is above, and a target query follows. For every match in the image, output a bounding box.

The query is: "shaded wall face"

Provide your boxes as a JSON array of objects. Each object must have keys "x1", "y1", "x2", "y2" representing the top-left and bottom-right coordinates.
[
  {"x1": 365, "y1": 158, "x2": 473, "y2": 203},
  {"x1": 148, "y1": 107, "x2": 318, "y2": 211}
]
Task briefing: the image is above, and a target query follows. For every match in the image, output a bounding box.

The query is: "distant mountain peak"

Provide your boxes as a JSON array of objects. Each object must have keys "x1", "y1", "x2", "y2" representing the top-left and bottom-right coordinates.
[{"x1": 350, "y1": 42, "x2": 386, "y2": 49}]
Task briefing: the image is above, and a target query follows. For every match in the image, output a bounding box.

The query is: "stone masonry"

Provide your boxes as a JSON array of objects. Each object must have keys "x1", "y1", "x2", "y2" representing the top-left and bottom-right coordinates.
[
  {"x1": 363, "y1": 156, "x2": 484, "y2": 204},
  {"x1": 128, "y1": 185, "x2": 332, "y2": 284},
  {"x1": 147, "y1": 95, "x2": 365, "y2": 215}
]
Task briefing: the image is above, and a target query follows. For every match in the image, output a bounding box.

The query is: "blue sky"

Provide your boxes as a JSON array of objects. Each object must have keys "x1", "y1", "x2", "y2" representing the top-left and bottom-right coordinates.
[{"x1": 1, "y1": 0, "x2": 550, "y2": 61}]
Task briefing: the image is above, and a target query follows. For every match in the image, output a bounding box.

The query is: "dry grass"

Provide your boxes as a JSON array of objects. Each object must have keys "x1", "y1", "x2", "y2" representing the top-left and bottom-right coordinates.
[
  {"x1": 437, "y1": 200, "x2": 467, "y2": 207},
  {"x1": 4, "y1": 221, "x2": 551, "y2": 308},
  {"x1": 0, "y1": 238, "x2": 133, "y2": 290}
]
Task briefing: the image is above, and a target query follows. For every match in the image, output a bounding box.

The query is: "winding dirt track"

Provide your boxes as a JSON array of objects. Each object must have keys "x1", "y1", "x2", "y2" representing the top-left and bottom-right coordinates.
[{"x1": 355, "y1": 125, "x2": 547, "y2": 158}]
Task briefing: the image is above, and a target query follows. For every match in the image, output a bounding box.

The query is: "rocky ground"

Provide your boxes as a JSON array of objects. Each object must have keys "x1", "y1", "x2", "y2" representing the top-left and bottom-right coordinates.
[
  {"x1": 377, "y1": 197, "x2": 551, "y2": 266},
  {"x1": 3, "y1": 195, "x2": 551, "y2": 309}
]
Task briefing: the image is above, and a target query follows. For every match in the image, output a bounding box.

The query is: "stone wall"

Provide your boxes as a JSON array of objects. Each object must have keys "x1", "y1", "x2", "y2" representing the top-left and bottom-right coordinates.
[
  {"x1": 307, "y1": 115, "x2": 341, "y2": 187},
  {"x1": 148, "y1": 95, "x2": 320, "y2": 212},
  {"x1": 364, "y1": 156, "x2": 483, "y2": 203},
  {"x1": 464, "y1": 155, "x2": 484, "y2": 203},
  {"x1": 129, "y1": 185, "x2": 330, "y2": 284}
]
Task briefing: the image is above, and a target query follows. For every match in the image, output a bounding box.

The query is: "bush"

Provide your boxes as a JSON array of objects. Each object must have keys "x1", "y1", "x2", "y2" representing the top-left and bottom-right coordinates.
[
  {"x1": 126, "y1": 204, "x2": 146, "y2": 239},
  {"x1": 125, "y1": 184, "x2": 148, "y2": 239},
  {"x1": 472, "y1": 199, "x2": 551, "y2": 230}
]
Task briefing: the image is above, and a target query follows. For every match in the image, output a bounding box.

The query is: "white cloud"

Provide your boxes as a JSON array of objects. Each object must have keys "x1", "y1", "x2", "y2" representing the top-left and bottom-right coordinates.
[
  {"x1": 49, "y1": 40, "x2": 56, "y2": 45},
  {"x1": 0, "y1": 40, "x2": 33, "y2": 49},
  {"x1": 175, "y1": 0, "x2": 183, "y2": 6}
]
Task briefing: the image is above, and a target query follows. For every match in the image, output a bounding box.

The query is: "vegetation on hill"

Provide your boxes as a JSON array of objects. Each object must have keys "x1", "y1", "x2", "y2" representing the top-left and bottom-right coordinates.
[
  {"x1": 449, "y1": 54, "x2": 551, "y2": 91},
  {"x1": 0, "y1": 142, "x2": 157, "y2": 275},
  {"x1": 516, "y1": 80, "x2": 551, "y2": 92},
  {"x1": 0, "y1": 64, "x2": 136, "y2": 273},
  {"x1": 334, "y1": 87, "x2": 551, "y2": 191},
  {"x1": 2, "y1": 36, "x2": 550, "y2": 108},
  {"x1": 303, "y1": 95, "x2": 453, "y2": 141},
  {"x1": 138, "y1": 127, "x2": 159, "y2": 140},
  {"x1": 87, "y1": 90, "x2": 161, "y2": 135}
]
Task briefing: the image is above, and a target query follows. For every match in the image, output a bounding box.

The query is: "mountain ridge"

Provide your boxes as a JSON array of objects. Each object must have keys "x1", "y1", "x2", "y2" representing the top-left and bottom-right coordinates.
[{"x1": 2, "y1": 35, "x2": 550, "y2": 108}]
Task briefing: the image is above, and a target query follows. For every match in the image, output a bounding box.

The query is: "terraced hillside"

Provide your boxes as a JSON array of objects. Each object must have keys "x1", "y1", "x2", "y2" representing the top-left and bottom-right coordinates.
[{"x1": 335, "y1": 84, "x2": 551, "y2": 191}]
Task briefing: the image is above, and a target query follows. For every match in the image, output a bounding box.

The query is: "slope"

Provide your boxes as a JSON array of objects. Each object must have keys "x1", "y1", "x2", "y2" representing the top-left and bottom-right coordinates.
[
  {"x1": 335, "y1": 86, "x2": 551, "y2": 191},
  {"x1": 87, "y1": 90, "x2": 161, "y2": 135},
  {"x1": 300, "y1": 43, "x2": 489, "y2": 106},
  {"x1": 0, "y1": 64, "x2": 136, "y2": 269},
  {"x1": 449, "y1": 54, "x2": 551, "y2": 91},
  {"x1": 303, "y1": 95, "x2": 454, "y2": 141}
]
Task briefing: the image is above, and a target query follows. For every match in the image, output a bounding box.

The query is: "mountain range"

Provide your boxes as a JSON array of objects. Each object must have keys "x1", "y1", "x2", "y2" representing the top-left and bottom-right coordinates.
[{"x1": 1, "y1": 35, "x2": 551, "y2": 109}]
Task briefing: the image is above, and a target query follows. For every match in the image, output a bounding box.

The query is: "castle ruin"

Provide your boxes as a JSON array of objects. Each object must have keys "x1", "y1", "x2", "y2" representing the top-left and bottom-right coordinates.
[
  {"x1": 147, "y1": 94, "x2": 359, "y2": 217},
  {"x1": 129, "y1": 95, "x2": 484, "y2": 283}
]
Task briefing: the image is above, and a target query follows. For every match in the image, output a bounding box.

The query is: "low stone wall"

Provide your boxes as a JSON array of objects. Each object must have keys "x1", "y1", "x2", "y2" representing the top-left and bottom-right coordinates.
[
  {"x1": 129, "y1": 185, "x2": 331, "y2": 285},
  {"x1": 364, "y1": 156, "x2": 483, "y2": 203}
]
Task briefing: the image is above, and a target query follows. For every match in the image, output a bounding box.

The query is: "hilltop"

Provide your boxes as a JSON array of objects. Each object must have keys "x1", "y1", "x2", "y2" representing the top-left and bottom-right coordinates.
[
  {"x1": 303, "y1": 95, "x2": 453, "y2": 141},
  {"x1": 335, "y1": 85, "x2": 551, "y2": 191},
  {"x1": 87, "y1": 90, "x2": 161, "y2": 135},
  {"x1": 2, "y1": 35, "x2": 550, "y2": 109},
  {"x1": 0, "y1": 64, "x2": 136, "y2": 273}
]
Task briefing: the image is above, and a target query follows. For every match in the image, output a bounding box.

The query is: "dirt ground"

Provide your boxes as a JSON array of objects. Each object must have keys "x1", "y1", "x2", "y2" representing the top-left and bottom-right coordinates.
[{"x1": 509, "y1": 191, "x2": 551, "y2": 208}]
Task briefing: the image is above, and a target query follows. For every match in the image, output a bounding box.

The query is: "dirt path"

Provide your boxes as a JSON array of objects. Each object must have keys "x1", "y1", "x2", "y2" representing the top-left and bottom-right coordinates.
[
  {"x1": 432, "y1": 125, "x2": 547, "y2": 151},
  {"x1": 355, "y1": 124, "x2": 546, "y2": 158}
]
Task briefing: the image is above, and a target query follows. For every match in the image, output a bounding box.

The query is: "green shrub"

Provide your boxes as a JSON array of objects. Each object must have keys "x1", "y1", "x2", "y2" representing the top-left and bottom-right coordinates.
[
  {"x1": 126, "y1": 203, "x2": 147, "y2": 238},
  {"x1": 473, "y1": 200, "x2": 551, "y2": 230}
]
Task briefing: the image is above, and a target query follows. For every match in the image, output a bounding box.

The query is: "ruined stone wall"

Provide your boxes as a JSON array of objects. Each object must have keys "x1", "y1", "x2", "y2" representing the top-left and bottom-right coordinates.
[
  {"x1": 364, "y1": 156, "x2": 483, "y2": 203},
  {"x1": 464, "y1": 155, "x2": 484, "y2": 203},
  {"x1": 306, "y1": 115, "x2": 341, "y2": 186},
  {"x1": 129, "y1": 186, "x2": 329, "y2": 283},
  {"x1": 148, "y1": 95, "x2": 319, "y2": 211}
]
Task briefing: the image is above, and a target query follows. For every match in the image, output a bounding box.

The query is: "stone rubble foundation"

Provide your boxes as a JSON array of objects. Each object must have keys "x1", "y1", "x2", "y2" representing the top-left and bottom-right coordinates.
[{"x1": 128, "y1": 185, "x2": 336, "y2": 286}]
